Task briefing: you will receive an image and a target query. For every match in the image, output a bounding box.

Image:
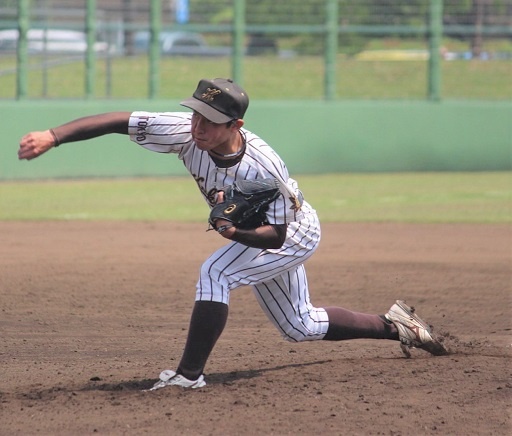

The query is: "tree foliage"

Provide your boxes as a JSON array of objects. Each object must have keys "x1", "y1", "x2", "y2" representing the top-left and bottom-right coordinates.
[{"x1": 191, "y1": 0, "x2": 511, "y2": 55}]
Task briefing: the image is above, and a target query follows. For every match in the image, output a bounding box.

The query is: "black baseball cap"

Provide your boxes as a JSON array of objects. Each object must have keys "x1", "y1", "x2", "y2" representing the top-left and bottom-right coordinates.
[{"x1": 180, "y1": 78, "x2": 249, "y2": 124}]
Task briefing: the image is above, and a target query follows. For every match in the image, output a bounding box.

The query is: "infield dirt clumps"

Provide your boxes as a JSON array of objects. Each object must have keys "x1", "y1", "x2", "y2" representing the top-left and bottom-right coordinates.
[{"x1": 1, "y1": 222, "x2": 510, "y2": 435}]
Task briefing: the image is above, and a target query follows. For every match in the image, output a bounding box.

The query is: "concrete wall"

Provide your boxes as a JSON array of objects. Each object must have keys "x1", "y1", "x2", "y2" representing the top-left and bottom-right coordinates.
[{"x1": 2, "y1": 100, "x2": 510, "y2": 180}]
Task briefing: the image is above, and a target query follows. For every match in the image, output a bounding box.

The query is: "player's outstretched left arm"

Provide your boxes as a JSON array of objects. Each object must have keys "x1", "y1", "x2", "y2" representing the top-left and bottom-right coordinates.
[{"x1": 18, "y1": 112, "x2": 131, "y2": 161}]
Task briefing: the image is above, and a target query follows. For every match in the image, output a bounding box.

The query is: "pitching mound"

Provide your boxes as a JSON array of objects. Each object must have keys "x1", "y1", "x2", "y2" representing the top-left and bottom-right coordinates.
[{"x1": 1, "y1": 222, "x2": 510, "y2": 435}]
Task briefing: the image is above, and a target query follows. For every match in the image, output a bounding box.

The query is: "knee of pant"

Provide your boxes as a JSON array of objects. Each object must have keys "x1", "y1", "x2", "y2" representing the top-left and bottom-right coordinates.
[
  {"x1": 199, "y1": 261, "x2": 219, "y2": 287},
  {"x1": 282, "y1": 334, "x2": 299, "y2": 343},
  {"x1": 279, "y1": 326, "x2": 323, "y2": 343},
  {"x1": 197, "y1": 262, "x2": 230, "y2": 304},
  {"x1": 275, "y1": 310, "x2": 328, "y2": 343},
  {"x1": 200, "y1": 258, "x2": 228, "y2": 283}
]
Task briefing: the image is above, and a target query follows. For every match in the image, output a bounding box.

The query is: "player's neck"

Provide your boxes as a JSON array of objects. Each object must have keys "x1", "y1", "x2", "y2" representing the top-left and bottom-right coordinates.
[
  {"x1": 209, "y1": 132, "x2": 244, "y2": 159},
  {"x1": 209, "y1": 132, "x2": 246, "y2": 168}
]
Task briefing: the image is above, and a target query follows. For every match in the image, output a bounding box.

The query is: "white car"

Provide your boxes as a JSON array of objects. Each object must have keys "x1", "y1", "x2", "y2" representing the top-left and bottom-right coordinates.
[{"x1": 0, "y1": 29, "x2": 108, "y2": 53}]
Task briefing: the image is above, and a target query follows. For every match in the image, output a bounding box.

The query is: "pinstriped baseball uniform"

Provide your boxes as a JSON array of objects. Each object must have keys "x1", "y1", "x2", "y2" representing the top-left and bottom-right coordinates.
[{"x1": 129, "y1": 111, "x2": 329, "y2": 342}]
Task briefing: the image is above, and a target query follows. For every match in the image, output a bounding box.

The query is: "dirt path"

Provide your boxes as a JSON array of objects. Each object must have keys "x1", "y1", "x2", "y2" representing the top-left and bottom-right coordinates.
[{"x1": 1, "y1": 222, "x2": 510, "y2": 435}]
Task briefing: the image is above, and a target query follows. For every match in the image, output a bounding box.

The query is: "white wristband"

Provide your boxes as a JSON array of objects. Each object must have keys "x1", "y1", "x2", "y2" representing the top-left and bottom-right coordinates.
[{"x1": 216, "y1": 224, "x2": 234, "y2": 234}]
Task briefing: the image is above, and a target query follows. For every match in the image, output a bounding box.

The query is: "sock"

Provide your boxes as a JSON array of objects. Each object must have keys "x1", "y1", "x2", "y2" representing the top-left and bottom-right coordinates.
[
  {"x1": 177, "y1": 301, "x2": 229, "y2": 380},
  {"x1": 323, "y1": 307, "x2": 399, "y2": 341}
]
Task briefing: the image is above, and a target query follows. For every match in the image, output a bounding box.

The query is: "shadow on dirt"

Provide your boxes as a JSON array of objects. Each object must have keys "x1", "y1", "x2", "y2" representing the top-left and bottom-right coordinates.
[{"x1": 81, "y1": 359, "x2": 334, "y2": 392}]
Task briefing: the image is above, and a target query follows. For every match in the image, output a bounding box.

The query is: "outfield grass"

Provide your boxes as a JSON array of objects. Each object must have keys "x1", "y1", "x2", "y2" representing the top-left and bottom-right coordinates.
[
  {"x1": 1, "y1": 172, "x2": 510, "y2": 223},
  {"x1": 1, "y1": 54, "x2": 510, "y2": 100}
]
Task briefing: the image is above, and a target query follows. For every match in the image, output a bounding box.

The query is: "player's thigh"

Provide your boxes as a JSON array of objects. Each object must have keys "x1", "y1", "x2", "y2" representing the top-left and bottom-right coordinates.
[
  {"x1": 252, "y1": 265, "x2": 329, "y2": 342},
  {"x1": 197, "y1": 242, "x2": 313, "y2": 303}
]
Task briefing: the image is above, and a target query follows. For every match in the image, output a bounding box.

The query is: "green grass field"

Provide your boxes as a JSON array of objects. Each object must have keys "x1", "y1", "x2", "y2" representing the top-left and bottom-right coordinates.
[
  {"x1": 1, "y1": 172, "x2": 510, "y2": 223},
  {"x1": 1, "y1": 54, "x2": 511, "y2": 100},
  {"x1": 2, "y1": 35, "x2": 510, "y2": 99}
]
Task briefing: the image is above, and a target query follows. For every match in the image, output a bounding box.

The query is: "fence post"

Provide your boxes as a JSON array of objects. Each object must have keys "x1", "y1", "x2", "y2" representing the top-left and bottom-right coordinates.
[
  {"x1": 16, "y1": 0, "x2": 30, "y2": 100},
  {"x1": 232, "y1": 0, "x2": 245, "y2": 86},
  {"x1": 324, "y1": 0, "x2": 338, "y2": 101},
  {"x1": 149, "y1": 0, "x2": 162, "y2": 99},
  {"x1": 85, "y1": 0, "x2": 97, "y2": 99},
  {"x1": 428, "y1": 0, "x2": 443, "y2": 101}
]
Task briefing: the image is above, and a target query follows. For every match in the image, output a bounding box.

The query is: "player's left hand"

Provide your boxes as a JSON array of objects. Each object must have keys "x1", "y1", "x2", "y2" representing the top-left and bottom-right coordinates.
[{"x1": 18, "y1": 130, "x2": 56, "y2": 160}]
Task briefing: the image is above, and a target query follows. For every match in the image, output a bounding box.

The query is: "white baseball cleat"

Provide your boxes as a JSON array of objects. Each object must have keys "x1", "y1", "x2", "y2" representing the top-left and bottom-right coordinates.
[
  {"x1": 147, "y1": 369, "x2": 206, "y2": 391},
  {"x1": 385, "y1": 300, "x2": 448, "y2": 358}
]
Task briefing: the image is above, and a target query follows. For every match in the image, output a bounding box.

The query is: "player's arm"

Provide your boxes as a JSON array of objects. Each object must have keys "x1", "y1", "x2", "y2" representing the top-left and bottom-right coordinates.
[
  {"x1": 218, "y1": 222, "x2": 287, "y2": 249},
  {"x1": 212, "y1": 190, "x2": 287, "y2": 249},
  {"x1": 18, "y1": 112, "x2": 131, "y2": 161}
]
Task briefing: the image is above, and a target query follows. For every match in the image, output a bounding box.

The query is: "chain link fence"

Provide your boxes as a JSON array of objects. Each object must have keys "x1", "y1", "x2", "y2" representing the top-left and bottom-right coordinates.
[{"x1": 1, "y1": 0, "x2": 510, "y2": 100}]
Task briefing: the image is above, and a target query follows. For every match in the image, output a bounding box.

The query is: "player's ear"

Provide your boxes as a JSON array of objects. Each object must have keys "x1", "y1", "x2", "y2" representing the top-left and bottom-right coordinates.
[{"x1": 231, "y1": 119, "x2": 244, "y2": 129}]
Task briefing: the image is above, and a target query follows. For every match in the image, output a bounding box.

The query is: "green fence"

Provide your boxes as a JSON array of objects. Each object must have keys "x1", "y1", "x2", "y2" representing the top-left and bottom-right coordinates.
[
  {"x1": 2, "y1": 1, "x2": 510, "y2": 179},
  {"x1": 2, "y1": 0, "x2": 511, "y2": 101}
]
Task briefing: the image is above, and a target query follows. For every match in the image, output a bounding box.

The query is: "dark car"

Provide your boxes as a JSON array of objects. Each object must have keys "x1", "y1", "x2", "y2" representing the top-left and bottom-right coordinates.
[{"x1": 133, "y1": 31, "x2": 231, "y2": 57}]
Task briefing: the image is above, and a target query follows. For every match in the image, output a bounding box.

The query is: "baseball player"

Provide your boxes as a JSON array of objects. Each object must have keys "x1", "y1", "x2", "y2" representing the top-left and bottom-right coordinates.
[{"x1": 18, "y1": 78, "x2": 447, "y2": 391}]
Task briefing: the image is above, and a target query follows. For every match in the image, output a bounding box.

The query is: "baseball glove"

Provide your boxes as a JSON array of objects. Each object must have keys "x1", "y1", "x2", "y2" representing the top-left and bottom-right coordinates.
[{"x1": 209, "y1": 178, "x2": 281, "y2": 230}]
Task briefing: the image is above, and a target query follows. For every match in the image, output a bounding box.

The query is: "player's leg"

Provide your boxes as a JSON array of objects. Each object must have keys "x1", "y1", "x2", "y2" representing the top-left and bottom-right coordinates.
[
  {"x1": 252, "y1": 264, "x2": 398, "y2": 342},
  {"x1": 175, "y1": 240, "x2": 293, "y2": 382},
  {"x1": 176, "y1": 301, "x2": 228, "y2": 381},
  {"x1": 175, "y1": 234, "x2": 319, "y2": 380},
  {"x1": 252, "y1": 266, "x2": 447, "y2": 357},
  {"x1": 252, "y1": 264, "x2": 329, "y2": 341},
  {"x1": 323, "y1": 306, "x2": 398, "y2": 340},
  {"x1": 149, "y1": 299, "x2": 227, "y2": 390}
]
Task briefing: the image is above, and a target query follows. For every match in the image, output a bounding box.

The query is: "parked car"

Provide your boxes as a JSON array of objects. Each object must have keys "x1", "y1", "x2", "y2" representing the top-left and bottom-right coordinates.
[
  {"x1": 133, "y1": 31, "x2": 231, "y2": 57},
  {"x1": 0, "y1": 29, "x2": 108, "y2": 53}
]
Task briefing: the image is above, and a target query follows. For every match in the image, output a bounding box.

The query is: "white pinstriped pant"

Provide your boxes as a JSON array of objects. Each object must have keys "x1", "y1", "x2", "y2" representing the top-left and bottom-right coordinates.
[{"x1": 196, "y1": 214, "x2": 330, "y2": 342}]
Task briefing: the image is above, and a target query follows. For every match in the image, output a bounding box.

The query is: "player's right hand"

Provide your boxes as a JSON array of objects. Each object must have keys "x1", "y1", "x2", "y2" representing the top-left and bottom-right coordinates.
[
  {"x1": 212, "y1": 191, "x2": 237, "y2": 240},
  {"x1": 18, "y1": 130, "x2": 56, "y2": 160}
]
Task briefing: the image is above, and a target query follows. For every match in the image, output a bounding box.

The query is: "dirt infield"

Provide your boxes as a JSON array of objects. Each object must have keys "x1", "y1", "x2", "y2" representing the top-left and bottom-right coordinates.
[{"x1": 1, "y1": 222, "x2": 510, "y2": 435}]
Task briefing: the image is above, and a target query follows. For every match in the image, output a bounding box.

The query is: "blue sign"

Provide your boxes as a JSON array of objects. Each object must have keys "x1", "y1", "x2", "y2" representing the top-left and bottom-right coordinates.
[{"x1": 176, "y1": 0, "x2": 189, "y2": 24}]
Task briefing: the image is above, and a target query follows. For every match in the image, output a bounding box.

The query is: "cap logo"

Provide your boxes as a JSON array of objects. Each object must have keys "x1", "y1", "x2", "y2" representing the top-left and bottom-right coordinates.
[{"x1": 201, "y1": 88, "x2": 221, "y2": 102}]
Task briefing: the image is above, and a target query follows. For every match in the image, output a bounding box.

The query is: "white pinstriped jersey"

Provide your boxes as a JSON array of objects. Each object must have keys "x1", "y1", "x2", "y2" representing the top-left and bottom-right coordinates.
[
  {"x1": 128, "y1": 111, "x2": 329, "y2": 340},
  {"x1": 128, "y1": 111, "x2": 315, "y2": 225}
]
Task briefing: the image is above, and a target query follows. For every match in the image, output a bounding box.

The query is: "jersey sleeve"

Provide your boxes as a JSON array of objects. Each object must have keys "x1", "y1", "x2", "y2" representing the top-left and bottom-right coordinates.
[
  {"x1": 240, "y1": 130, "x2": 309, "y2": 226},
  {"x1": 128, "y1": 111, "x2": 193, "y2": 154},
  {"x1": 265, "y1": 177, "x2": 308, "y2": 225}
]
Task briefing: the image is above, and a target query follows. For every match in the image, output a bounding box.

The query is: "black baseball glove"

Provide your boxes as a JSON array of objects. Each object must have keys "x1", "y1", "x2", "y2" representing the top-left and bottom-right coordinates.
[{"x1": 209, "y1": 178, "x2": 281, "y2": 230}]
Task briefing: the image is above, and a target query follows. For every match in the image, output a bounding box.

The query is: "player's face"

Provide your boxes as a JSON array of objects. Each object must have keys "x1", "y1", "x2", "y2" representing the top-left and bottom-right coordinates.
[{"x1": 191, "y1": 112, "x2": 236, "y2": 152}]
